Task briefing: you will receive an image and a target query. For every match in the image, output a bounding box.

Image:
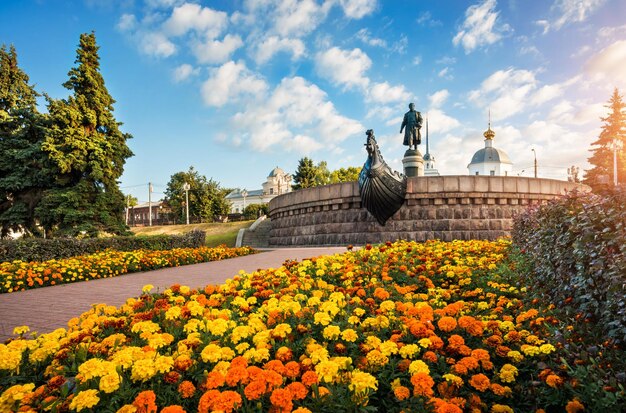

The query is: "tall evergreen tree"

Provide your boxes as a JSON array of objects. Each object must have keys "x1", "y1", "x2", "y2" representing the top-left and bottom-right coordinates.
[
  {"x1": 292, "y1": 157, "x2": 317, "y2": 189},
  {"x1": 0, "y1": 45, "x2": 51, "y2": 237},
  {"x1": 584, "y1": 88, "x2": 626, "y2": 190},
  {"x1": 38, "y1": 32, "x2": 133, "y2": 236}
]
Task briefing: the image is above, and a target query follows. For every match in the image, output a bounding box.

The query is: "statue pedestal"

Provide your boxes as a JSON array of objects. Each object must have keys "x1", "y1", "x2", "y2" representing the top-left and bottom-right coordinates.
[{"x1": 403, "y1": 149, "x2": 424, "y2": 177}]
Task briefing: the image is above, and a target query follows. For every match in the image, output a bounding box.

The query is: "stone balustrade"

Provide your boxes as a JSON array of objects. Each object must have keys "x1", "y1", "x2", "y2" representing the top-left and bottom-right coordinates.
[{"x1": 268, "y1": 176, "x2": 587, "y2": 246}]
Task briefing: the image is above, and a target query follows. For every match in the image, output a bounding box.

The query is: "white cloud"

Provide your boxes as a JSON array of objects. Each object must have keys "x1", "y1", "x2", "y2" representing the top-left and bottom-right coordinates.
[
  {"x1": 254, "y1": 36, "x2": 306, "y2": 64},
  {"x1": 412, "y1": 55, "x2": 422, "y2": 65},
  {"x1": 453, "y1": 0, "x2": 511, "y2": 53},
  {"x1": 192, "y1": 34, "x2": 243, "y2": 64},
  {"x1": 163, "y1": 3, "x2": 228, "y2": 38},
  {"x1": 145, "y1": 0, "x2": 182, "y2": 9},
  {"x1": 228, "y1": 76, "x2": 363, "y2": 153},
  {"x1": 416, "y1": 11, "x2": 442, "y2": 26},
  {"x1": 202, "y1": 61, "x2": 268, "y2": 107},
  {"x1": 548, "y1": 0, "x2": 606, "y2": 32},
  {"x1": 273, "y1": 0, "x2": 333, "y2": 37},
  {"x1": 139, "y1": 32, "x2": 177, "y2": 57},
  {"x1": 338, "y1": 0, "x2": 377, "y2": 19},
  {"x1": 438, "y1": 67, "x2": 453, "y2": 79},
  {"x1": 585, "y1": 40, "x2": 626, "y2": 88},
  {"x1": 368, "y1": 82, "x2": 411, "y2": 104},
  {"x1": 427, "y1": 109, "x2": 460, "y2": 134},
  {"x1": 172, "y1": 63, "x2": 199, "y2": 82},
  {"x1": 117, "y1": 14, "x2": 137, "y2": 32},
  {"x1": 315, "y1": 47, "x2": 371, "y2": 89},
  {"x1": 355, "y1": 28, "x2": 387, "y2": 48},
  {"x1": 428, "y1": 89, "x2": 450, "y2": 108}
]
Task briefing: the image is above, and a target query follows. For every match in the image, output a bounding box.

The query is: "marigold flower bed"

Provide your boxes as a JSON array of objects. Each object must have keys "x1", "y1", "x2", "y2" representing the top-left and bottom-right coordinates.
[
  {"x1": 0, "y1": 246, "x2": 257, "y2": 293},
  {"x1": 0, "y1": 240, "x2": 601, "y2": 412}
]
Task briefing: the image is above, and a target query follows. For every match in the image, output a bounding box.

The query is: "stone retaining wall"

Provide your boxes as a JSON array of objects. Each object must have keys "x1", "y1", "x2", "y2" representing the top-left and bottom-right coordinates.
[{"x1": 268, "y1": 176, "x2": 586, "y2": 246}]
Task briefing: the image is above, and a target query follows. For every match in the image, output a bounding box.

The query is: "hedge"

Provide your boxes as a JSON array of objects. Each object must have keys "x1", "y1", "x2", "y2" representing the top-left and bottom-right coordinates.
[
  {"x1": 0, "y1": 230, "x2": 206, "y2": 263},
  {"x1": 511, "y1": 187, "x2": 626, "y2": 344}
]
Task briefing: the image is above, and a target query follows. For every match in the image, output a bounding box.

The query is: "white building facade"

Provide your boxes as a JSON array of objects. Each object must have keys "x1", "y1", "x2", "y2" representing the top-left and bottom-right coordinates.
[{"x1": 226, "y1": 167, "x2": 292, "y2": 214}]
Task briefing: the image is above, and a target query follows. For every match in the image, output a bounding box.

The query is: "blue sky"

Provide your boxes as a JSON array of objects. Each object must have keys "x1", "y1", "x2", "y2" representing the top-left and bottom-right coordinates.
[{"x1": 1, "y1": 0, "x2": 625, "y2": 202}]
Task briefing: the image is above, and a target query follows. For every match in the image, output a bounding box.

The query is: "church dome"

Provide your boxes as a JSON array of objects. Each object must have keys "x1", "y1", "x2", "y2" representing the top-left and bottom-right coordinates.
[
  {"x1": 268, "y1": 166, "x2": 284, "y2": 177},
  {"x1": 469, "y1": 147, "x2": 512, "y2": 165}
]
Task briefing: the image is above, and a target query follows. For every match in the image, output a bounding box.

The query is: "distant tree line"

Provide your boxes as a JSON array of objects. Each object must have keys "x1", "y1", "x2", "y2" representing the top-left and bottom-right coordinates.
[
  {"x1": 292, "y1": 157, "x2": 360, "y2": 189},
  {"x1": 0, "y1": 33, "x2": 133, "y2": 238}
]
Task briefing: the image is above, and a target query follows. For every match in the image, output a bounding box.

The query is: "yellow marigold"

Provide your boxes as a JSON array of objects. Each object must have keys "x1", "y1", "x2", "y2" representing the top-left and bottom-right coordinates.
[
  {"x1": 521, "y1": 345, "x2": 541, "y2": 357},
  {"x1": 0, "y1": 383, "x2": 35, "y2": 411},
  {"x1": 201, "y1": 344, "x2": 222, "y2": 363},
  {"x1": 12, "y1": 325, "x2": 30, "y2": 335},
  {"x1": 539, "y1": 344, "x2": 556, "y2": 354},
  {"x1": 399, "y1": 344, "x2": 420, "y2": 359},
  {"x1": 565, "y1": 399, "x2": 585, "y2": 413},
  {"x1": 272, "y1": 323, "x2": 292, "y2": 338},
  {"x1": 366, "y1": 350, "x2": 389, "y2": 367},
  {"x1": 348, "y1": 370, "x2": 378, "y2": 395},
  {"x1": 0, "y1": 345, "x2": 22, "y2": 371},
  {"x1": 491, "y1": 404, "x2": 514, "y2": 413},
  {"x1": 341, "y1": 328, "x2": 358, "y2": 342},
  {"x1": 315, "y1": 360, "x2": 340, "y2": 383},
  {"x1": 379, "y1": 340, "x2": 399, "y2": 356},
  {"x1": 379, "y1": 300, "x2": 396, "y2": 312},
  {"x1": 165, "y1": 306, "x2": 182, "y2": 320},
  {"x1": 99, "y1": 373, "x2": 121, "y2": 393},
  {"x1": 409, "y1": 360, "x2": 430, "y2": 375},
  {"x1": 155, "y1": 356, "x2": 174, "y2": 373},
  {"x1": 498, "y1": 364, "x2": 518, "y2": 383},
  {"x1": 69, "y1": 389, "x2": 100, "y2": 412},
  {"x1": 115, "y1": 405, "x2": 137, "y2": 413},
  {"x1": 293, "y1": 408, "x2": 313, "y2": 413},
  {"x1": 418, "y1": 338, "x2": 432, "y2": 348},
  {"x1": 507, "y1": 350, "x2": 524, "y2": 363},
  {"x1": 142, "y1": 284, "x2": 154, "y2": 293},
  {"x1": 314, "y1": 311, "x2": 332, "y2": 326},
  {"x1": 131, "y1": 359, "x2": 156, "y2": 382},
  {"x1": 323, "y1": 325, "x2": 341, "y2": 340},
  {"x1": 442, "y1": 373, "x2": 464, "y2": 387}
]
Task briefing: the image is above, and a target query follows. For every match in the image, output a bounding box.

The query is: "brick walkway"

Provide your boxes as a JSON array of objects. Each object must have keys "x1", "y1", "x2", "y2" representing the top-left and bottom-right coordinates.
[{"x1": 0, "y1": 247, "x2": 347, "y2": 342}]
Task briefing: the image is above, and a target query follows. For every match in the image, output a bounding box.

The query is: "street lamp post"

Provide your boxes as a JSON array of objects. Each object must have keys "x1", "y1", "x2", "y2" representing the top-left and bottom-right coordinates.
[
  {"x1": 531, "y1": 149, "x2": 537, "y2": 178},
  {"x1": 182, "y1": 182, "x2": 190, "y2": 225},
  {"x1": 611, "y1": 138, "x2": 623, "y2": 186},
  {"x1": 241, "y1": 189, "x2": 248, "y2": 213}
]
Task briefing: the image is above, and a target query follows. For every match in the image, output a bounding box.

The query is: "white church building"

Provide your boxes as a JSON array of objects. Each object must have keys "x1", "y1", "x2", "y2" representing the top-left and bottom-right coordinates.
[
  {"x1": 468, "y1": 123, "x2": 513, "y2": 176},
  {"x1": 226, "y1": 167, "x2": 292, "y2": 214}
]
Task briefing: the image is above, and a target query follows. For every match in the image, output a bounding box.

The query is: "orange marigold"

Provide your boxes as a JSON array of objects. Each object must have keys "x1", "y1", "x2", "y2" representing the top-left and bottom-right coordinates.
[
  {"x1": 276, "y1": 347, "x2": 293, "y2": 362},
  {"x1": 178, "y1": 381, "x2": 196, "y2": 399},
  {"x1": 161, "y1": 406, "x2": 185, "y2": 413},
  {"x1": 490, "y1": 383, "x2": 512, "y2": 397},
  {"x1": 198, "y1": 389, "x2": 220, "y2": 413},
  {"x1": 264, "y1": 360, "x2": 286, "y2": 375},
  {"x1": 286, "y1": 382, "x2": 308, "y2": 400},
  {"x1": 373, "y1": 287, "x2": 390, "y2": 300},
  {"x1": 301, "y1": 371, "x2": 319, "y2": 387},
  {"x1": 469, "y1": 373, "x2": 491, "y2": 392},
  {"x1": 546, "y1": 374, "x2": 564, "y2": 388},
  {"x1": 284, "y1": 361, "x2": 301, "y2": 379},
  {"x1": 448, "y1": 334, "x2": 465, "y2": 349},
  {"x1": 133, "y1": 390, "x2": 157, "y2": 413},
  {"x1": 244, "y1": 380, "x2": 267, "y2": 400},
  {"x1": 431, "y1": 397, "x2": 464, "y2": 413},
  {"x1": 411, "y1": 372, "x2": 435, "y2": 397},
  {"x1": 213, "y1": 390, "x2": 242, "y2": 413},
  {"x1": 270, "y1": 388, "x2": 293, "y2": 412},
  {"x1": 225, "y1": 366, "x2": 249, "y2": 387},
  {"x1": 437, "y1": 316, "x2": 458, "y2": 332},
  {"x1": 394, "y1": 385, "x2": 411, "y2": 401},
  {"x1": 263, "y1": 370, "x2": 284, "y2": 388},
  {"x1": 204, "y1": 371, "x2": 225, "y2": 389},
  {"x1": 422, "y1": 351, "x2": 438, "y2": 363}
]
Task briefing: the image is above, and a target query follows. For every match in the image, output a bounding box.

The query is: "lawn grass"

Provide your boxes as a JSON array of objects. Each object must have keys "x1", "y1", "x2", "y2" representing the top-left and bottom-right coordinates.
[{"x1": 130, "y1": 221, "x2": 254, "y2": 247}]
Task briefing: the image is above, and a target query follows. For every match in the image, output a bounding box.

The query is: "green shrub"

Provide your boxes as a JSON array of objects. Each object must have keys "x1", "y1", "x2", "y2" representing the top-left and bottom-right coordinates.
[
  {"x1": 0, "y1": 230, "x2": 206, "y2": 262},
  {"x1": 512, "y1": 188, "x2": 626, "y2": 344}
]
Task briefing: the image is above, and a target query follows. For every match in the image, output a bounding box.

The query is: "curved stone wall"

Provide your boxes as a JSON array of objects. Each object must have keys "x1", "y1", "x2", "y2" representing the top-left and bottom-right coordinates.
[{"x1": 268, "y1": 176, "x2": 587, "y2": 246}]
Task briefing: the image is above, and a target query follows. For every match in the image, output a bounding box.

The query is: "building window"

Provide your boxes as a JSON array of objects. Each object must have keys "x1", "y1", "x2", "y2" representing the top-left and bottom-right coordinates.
[
  {"x1": 475, "y1": 172, "x2": 479, "y2": 175},
  {"x1": 490, "y1": 170, "x2": 495, "y2": 176},
  {"x1": 505, "y1": 171, "x2": 508, "y2": 176},
  {"x1": 270, "y1": 188, "x2": 274, "y2": 194}
]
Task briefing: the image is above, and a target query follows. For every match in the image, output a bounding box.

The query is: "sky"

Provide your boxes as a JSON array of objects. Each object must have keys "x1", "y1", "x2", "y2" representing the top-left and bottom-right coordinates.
[{"x1": 1, "y1": 0, "x2": 625, "y2": 203}]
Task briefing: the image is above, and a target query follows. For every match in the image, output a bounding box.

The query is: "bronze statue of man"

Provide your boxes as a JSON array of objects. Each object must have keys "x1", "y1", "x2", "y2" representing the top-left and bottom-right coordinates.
[{"x1": 400, "y1": 103, "x2": 423, "y2": 150}]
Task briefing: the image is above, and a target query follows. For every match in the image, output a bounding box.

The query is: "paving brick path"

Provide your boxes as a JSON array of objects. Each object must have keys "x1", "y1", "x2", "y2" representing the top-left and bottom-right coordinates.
[{"x1": 0, "y1": 247, "x2": 347, "y2": 342}]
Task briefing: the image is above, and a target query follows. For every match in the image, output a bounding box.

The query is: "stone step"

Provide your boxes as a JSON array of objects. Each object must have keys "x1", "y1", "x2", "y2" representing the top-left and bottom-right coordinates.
[{"x1": 241, "y1": 219, "x2": 271, "y2": 248}]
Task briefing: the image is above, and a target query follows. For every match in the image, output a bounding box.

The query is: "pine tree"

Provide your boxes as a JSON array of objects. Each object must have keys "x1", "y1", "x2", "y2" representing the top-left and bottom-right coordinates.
[
  {"x1": 292, "y1": 157, "x2": 317, "y2": 189},
  {"x1": 38, "y1": 32, "x2": 133, "y2": 236},
  {"x1": 0, "y1": 45, "x2": 51, "y2": 237},
  {"x1": 584, "y1": 88, "x2": 626, "y2": 190}
]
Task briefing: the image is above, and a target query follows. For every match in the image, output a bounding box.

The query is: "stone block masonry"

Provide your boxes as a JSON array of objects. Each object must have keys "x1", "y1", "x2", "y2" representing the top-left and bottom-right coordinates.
[{"x1": 268, "y1": 176, "x2": 587, "y2": 246}]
